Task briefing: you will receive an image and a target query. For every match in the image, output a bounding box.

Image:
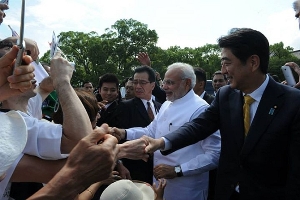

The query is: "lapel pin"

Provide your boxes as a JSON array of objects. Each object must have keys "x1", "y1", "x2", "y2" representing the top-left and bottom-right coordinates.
[{"x1": 268, "y1": 106, "x2": 277, "y2": 115}]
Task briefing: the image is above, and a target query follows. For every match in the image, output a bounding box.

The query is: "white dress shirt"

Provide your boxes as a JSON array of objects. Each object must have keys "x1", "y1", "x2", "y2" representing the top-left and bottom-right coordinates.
[{"x1": 127, "y1": 90, "x2": 221, "y2": 200}]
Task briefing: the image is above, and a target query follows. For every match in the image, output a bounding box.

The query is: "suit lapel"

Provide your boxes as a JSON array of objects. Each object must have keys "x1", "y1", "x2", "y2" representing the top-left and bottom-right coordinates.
[
  {"x1": 228, "y1": 89, "x2": 245, "y2": 148},
  {"x1": 240, "y1": 79, "x2": 285, "y2": 159}
]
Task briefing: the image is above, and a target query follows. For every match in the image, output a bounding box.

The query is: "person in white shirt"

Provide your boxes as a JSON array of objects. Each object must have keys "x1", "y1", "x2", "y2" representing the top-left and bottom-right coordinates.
[
  {"x1": 113, "y1": 62, "x2": 221, "y2": 200},
  {"x1": 0, "y1": 50, "x2": 93, "y2": 198}
]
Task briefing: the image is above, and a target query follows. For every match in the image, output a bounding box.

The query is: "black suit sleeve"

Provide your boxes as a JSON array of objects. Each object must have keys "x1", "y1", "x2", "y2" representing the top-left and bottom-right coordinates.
[
  {"x1": 287, "y1": 106, "x2": 300, "y2": 199},
  {"x1": 162, "y1": 94, "x2": 220, "y2": 155}
]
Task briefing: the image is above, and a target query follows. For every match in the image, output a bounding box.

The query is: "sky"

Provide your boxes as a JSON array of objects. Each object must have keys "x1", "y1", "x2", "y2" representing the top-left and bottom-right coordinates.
[{"x1": 0, "y1": 0, "x2": 299, "y2": 56}]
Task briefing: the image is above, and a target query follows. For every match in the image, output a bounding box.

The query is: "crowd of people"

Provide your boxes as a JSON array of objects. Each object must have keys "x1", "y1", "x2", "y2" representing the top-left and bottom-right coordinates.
[{"x1": 1, "y1": 1, "x2": 300, "y2": 200}]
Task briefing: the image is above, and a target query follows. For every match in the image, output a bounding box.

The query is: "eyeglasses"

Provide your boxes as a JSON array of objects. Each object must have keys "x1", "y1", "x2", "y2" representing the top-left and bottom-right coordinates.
[
  {"x1": 162, "y1": 78, "x2": 186, "y2": 86},
  {"x1": 132, "y1": 80, "x2": 150, "y2": 85}
]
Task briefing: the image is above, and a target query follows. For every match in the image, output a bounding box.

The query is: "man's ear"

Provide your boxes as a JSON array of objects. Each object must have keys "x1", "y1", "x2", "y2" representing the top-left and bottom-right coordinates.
[
  {"x1": 185, "y1": 78, "x2": 192, "y2": 88},
  {"x1": 249, "y1": 55, "x2": 260, "y2": 72},
  {"x1": 150, "y1": 82, "x2": 155, "y2": 90},
  {"x1": 199, "y1": 80, "x2": 205, "y2": 88}
]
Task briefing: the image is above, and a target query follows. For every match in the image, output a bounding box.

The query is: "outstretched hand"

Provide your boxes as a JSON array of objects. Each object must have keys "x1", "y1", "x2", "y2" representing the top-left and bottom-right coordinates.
[
  {"x1": 65, "y1": 124, "x2": 119, "y2": 186},
  {"x1": 136, "y1": 52, "x2": 151, "y2": 67},
  {"x1": 117, "y1": 139, "x2": 149, "y2": 162},
  {"x1": 142, "y1": 135, "x2": 165, "y2": 154}
]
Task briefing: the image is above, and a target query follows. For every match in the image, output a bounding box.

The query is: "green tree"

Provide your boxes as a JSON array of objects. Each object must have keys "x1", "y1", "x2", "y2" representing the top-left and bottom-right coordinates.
[
  {"x1": 101, "y1": 18, "x2": 159, "y2": 80},
  {"x1": 269, "y1": 42, "x2": 300, "y2": 81}
]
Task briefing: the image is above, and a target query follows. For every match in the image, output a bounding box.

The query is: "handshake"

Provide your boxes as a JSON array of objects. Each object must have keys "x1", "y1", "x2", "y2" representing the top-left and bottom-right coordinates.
[{"x1": 110, "y1": 127, "x2": 165, "y2": 162}]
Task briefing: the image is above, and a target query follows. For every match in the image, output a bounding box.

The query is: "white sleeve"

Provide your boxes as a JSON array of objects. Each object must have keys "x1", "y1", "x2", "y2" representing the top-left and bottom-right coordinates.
[
  {"x1": 180, "y1": 131, "x2": 221, "y2": 176},
  {"x1": 181, "y1": 105, "x2": 221, "y2": 176},
  {"x1": 19, "y1": 112, "x2": 68, "y2": 160},
  {"x1": 27, "y1": 93, "x2": 43, "y2": 120},
  {"x1": 126, "y1": 117, "x2": 158, "y2": 140}
]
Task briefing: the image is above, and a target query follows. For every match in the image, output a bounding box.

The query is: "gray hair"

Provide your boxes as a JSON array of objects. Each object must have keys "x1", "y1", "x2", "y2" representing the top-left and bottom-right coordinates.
[{"x1": 167, "y1": 62, "x2": 196, "y2": 89}]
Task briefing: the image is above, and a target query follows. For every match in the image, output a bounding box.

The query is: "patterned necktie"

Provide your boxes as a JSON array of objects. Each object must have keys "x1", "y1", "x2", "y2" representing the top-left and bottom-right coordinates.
[
  {"x1": 147, "y1": 101, "x2": 154, "y2": 121},
  {"x1": 243, "y1": 95, "x2": 255, "y2": 136}
]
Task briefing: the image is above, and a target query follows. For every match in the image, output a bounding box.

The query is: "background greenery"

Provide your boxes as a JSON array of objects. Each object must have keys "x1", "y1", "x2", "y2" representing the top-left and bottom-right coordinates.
[{"x1": 39, "y1": 18, "x2": 300, "y2": 87}]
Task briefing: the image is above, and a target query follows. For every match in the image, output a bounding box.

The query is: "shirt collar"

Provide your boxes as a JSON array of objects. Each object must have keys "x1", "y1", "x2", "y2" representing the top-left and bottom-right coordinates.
[{"x1": 245, "y1": 75, "x2": 269, "y2": 102}]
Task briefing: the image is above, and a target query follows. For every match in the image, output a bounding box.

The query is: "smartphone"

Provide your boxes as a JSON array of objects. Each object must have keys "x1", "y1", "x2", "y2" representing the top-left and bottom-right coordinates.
[
  {"x1": 281, "y1": 65, "x2": 296, "y2": 86},
  {"x1": 14, "y1": 0, "x2": 25, "y2": 70}
]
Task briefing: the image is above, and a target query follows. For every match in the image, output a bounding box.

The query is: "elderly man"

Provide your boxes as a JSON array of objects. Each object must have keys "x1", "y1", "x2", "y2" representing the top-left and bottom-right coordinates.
[
  {"x1": 115, "y1": 66, "x2": 161, "y2": 184},
  {"x1": 113, "y1": 63, "x2": 221, "y2": 200}
]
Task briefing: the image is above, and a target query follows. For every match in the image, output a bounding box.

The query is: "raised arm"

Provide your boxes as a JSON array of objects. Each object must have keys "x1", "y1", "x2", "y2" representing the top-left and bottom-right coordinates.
[{"x1": 50, "y1": 51, "x2": 92, "y2": 153}]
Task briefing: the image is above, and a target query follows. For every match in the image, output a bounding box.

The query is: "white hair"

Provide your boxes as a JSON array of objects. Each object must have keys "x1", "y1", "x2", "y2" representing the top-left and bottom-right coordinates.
[{"x1": 167, "y1": 62, "x2": 196, "y2": 88}]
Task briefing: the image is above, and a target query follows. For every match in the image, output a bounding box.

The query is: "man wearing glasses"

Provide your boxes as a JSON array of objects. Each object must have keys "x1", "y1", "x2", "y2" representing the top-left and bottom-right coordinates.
[
  {"x1": 115, "y1": 66, "x2": 161, "y2": 184},
  {"x1": 113, "y1": 63, "x2": 221, "y2": 200}
]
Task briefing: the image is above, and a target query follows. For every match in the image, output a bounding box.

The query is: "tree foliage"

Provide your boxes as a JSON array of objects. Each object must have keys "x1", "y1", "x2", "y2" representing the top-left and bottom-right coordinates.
[{"x1": 39, "y1": 19, "x2": 300, "y2": 86}]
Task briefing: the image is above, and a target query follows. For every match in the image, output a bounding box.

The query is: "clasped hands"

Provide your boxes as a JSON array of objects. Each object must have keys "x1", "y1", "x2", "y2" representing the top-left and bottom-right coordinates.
[{"x1": 110, "y1": 127, "x2": 165, "y2": 162}]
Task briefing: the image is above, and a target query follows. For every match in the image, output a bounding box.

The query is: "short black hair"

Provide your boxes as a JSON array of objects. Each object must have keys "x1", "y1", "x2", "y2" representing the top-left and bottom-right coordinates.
[
  {"x1": 212, "y1": 70, "x2": 227, "y2": 80},
  {"x1": 133, "y1": 66, "x2": 156, "y2": 82},
  {"x1": 98, "y1": 73, "x2": 119, "y2": 89},
  {"x1": 218, "y1": 28, "x2": 269, "y2": 74},
  {"x1": 194, "y1": 67, "x2": 207, "y2": 87}
]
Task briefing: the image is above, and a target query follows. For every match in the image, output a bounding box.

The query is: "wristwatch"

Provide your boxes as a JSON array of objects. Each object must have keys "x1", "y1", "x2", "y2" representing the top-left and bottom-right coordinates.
[{"x1": 174, "y1": 165, "x2": 183, "y2": 177}]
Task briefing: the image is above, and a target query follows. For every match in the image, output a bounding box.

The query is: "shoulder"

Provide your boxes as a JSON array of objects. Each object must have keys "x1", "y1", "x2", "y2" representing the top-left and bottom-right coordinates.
[
  {"x1": 152, "y1": 99, "x2": 162, "y2": 107},
  {"x1": 120, "y1": 98, "x2": 135, "y2": 106},
  {"x1": 268, "y1": 79, "x2": 300, "y2": 99}
]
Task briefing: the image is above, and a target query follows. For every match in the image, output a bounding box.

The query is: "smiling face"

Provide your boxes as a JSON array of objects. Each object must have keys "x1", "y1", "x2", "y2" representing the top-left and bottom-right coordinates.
[
  {"x1": 162, "y1": 68, "x2": 189, "y2": 102},
  {"x1": 99, "y1": 82, "x2": 118, "y2": 103},
  {"x1": 212, "y1": 74, "x2": 226, "y2": 92},
  {"x1": 220, "y1": 48, "x2": 255, "y2": 93}
]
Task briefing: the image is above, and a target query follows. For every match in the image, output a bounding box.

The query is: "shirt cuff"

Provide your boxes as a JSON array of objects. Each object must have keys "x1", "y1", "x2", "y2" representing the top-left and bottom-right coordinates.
[{"x1": 161, "y1": 137, "x2": 172, "y2": 151}]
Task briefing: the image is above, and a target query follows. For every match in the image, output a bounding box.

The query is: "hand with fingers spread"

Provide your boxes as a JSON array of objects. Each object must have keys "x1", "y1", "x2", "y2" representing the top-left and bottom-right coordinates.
[{"x1": 136, "y1": 52, "x2": 151, "y2": 67}]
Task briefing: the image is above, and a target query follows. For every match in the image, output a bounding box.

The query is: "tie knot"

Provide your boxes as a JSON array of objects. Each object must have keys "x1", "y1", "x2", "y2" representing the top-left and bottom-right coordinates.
[{"x1": 244, "y1": 95, "x2": 255, "y2": 105}]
